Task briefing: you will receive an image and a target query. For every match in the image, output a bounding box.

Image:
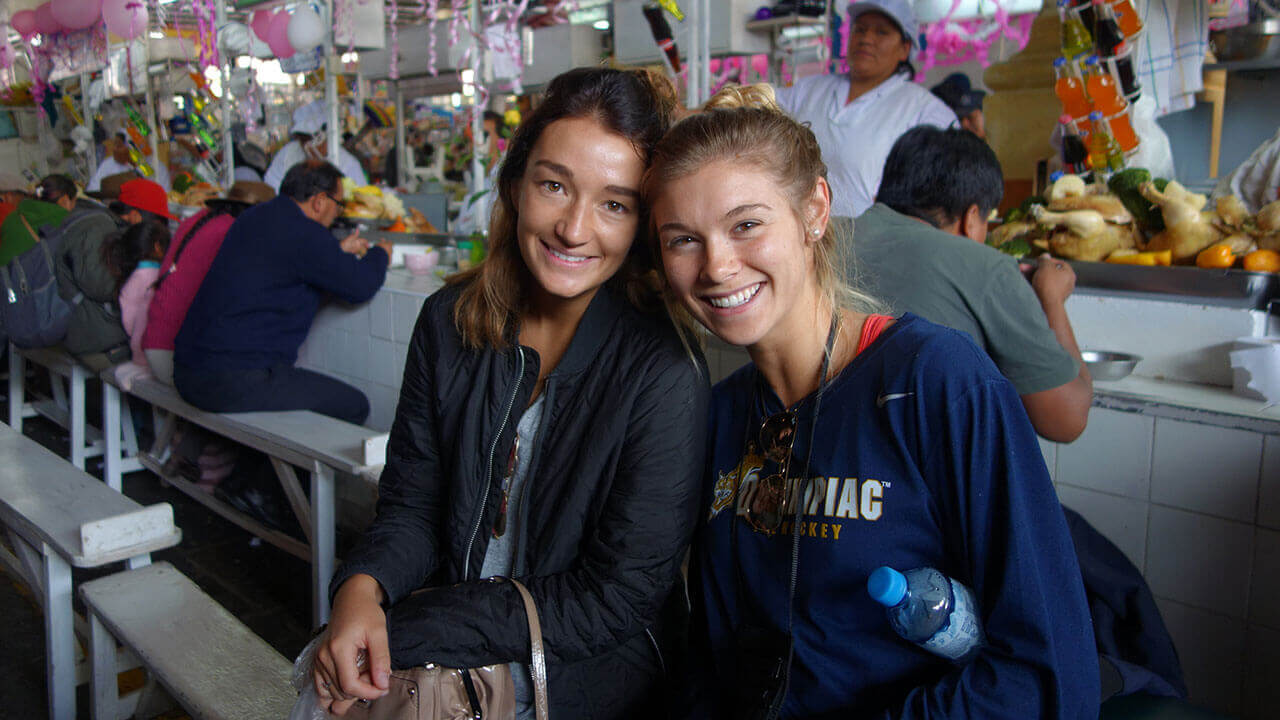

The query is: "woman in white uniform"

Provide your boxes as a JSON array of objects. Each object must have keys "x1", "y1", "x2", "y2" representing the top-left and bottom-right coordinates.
[
  {"x1": 263, "y1": 101, "x2": 368, "y2": 191},
  {"x1": 775, "y1": 0, "x2": 956, "y2": 218}
]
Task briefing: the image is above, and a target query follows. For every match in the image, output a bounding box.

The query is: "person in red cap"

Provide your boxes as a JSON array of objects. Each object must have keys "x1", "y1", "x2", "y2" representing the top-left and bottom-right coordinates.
[{"x1": 51, "y1": 177, "x2": 173, "y2": 370}]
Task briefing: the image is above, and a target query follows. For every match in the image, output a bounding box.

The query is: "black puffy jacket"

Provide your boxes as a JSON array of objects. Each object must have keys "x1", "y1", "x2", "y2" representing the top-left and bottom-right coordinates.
[{"x1": 332, "y1": 282, "x2": 708, "y2": 718}]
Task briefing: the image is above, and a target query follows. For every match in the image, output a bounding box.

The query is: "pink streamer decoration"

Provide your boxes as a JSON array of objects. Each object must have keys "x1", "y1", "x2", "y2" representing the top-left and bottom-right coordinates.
[
  {"x1": 192, "y1": 0, "x2": 219, "y2": 71},
  {"x1": 916, "y1": 0, "x2": 1036, "y2": 76},
  {"x1": 426, "y1": 0, "x2": 439, "y2": 75},
  {"x1": 388, "y1": 0, "x2": 399, "y2": 79}
]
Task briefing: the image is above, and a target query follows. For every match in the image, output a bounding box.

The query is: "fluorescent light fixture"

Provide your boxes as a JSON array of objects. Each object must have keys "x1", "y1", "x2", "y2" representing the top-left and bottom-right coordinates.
[
  {"x1": 149, "y1": 31, "x2": 165, "y2": 39},
  {"x1": 592, "y1": 20, "x2": 609, "y2": 30},
  {"x1": 340, "y1": 51, "x2": 359, "y2": 64}
]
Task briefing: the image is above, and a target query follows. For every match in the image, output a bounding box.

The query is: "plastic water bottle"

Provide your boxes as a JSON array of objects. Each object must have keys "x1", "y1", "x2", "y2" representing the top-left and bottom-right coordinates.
[{"x1": 867, "y1": 566, "x2": 985, "y2": 663}]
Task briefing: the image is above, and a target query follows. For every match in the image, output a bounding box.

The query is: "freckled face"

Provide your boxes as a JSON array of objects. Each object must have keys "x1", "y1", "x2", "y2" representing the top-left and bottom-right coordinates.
[
  {"x1": 513, "y1": 117, "x2": 645, "y2": 305},
  {"x1": 654, "y1": 160, "x2": 823, "y2": 350}
]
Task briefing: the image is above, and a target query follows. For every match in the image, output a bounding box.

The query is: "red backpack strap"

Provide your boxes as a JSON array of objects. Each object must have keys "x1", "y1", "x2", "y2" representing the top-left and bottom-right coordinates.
[{"x1": 855, "y1": 314, "x2": 895, "y2": 356}]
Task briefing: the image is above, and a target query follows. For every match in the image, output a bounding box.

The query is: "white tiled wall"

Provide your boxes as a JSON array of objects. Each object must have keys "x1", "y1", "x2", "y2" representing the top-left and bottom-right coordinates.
[
  {"x1": 1050, "y1": 408, "x2": 1280, "y2": 718},
  {"x1": 300, "y1": 288, "x2": 425, "y2": 433}
]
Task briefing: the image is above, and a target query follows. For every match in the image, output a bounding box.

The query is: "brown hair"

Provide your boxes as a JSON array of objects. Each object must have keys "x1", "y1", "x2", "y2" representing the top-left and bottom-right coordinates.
[
  {"x1": 642, "y1": 83, "x2": 879, "y2": 334},
  {"x1": 448, "y1": 67, "x2": 679, "y2": 350}
]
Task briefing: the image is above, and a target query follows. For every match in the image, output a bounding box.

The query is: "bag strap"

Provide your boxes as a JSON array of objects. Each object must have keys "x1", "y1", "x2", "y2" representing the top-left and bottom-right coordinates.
[
  {"x1": 18, "y1": 211, "x2": 38, "y2": 244},
  {"x1": 508, "y1": 578, "x2": 549, "y2": 720}
]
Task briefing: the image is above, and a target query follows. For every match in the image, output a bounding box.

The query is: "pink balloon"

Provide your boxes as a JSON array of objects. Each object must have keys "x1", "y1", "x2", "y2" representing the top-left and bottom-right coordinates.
[
  {"x1": 268, "y1": 10, "x2": 294, "y2": 59},
  {"x1": 250, "y1": 9, "x2": 273, "y2": 42},
  {"x1": 102, "y1": 0, "x2": 147, "y2": 39},
  {"x1": 51, "y1": 0, "x2": 103, "y2": 31},
  {"x1": 11, "y1": 9, "x2": 38, "y2": 37},
  {"x1": 34, "y1": 2, "x2": 62, "y2": 35}
]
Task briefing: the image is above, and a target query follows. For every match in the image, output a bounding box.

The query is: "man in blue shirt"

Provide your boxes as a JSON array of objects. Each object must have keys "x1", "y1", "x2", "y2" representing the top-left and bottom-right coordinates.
[{"x1": 174, "y1": 160, "x2": 391, "y2": 425}]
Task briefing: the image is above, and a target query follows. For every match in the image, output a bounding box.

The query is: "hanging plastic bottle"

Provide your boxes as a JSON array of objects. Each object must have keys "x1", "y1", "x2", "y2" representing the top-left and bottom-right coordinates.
[
  {"x1": 1058, "y1": 114, "x2": 1093, "y2": 177},
  {"x1": 1083, "y1": 55, "x2": 1125, "y2": 115},
  {"x1": 188, "y1": 112, "x2": 219, "y2": 153},
  {"x1": 868, "y1": 566, "x2": 985, "y2": 663},
  {"x1": 1054, "y1": 57, "x2": 1092, "y2": 119},
  {"x1": 60, "y1": 95, "x2": 83, "y2": 126},
  {"x1": 1110, "y1": 40, "x2": 1141, "y2": 99},
  {"x1": 1108, "y1": 0, "x2": 1143, "y2": 37},
  {"x1": 125, "y1": 104, "x2": 152, "y2": 138},
  {"x1": 126, "y1": 124, "x2": 152, "y2": 155},
  {"x1": 1071, "y1": 0, "x2": 1097, "y2": 37},
  {"x1": 1058, "y1": 0, "x2": 1093, "y2": 60},
  {"x1": 125, "y1": 143, "x2": 155, "y2": 178},
  {"x1": 191, "y1": 94, "x2": 221, "y2": 130},
  {"x1": 1086, "y1": 110, "x2": 1125, "y2": 174}
]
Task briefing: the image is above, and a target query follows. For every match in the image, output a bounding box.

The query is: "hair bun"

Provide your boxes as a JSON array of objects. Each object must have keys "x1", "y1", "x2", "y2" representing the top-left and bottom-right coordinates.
[{"x1": 702, "y1": 84, "x2": 782, "y2": 113}]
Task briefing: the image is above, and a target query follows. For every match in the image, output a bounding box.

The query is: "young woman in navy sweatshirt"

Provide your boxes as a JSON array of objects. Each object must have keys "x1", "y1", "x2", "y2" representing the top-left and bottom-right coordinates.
[{"x1": 644, "y1": 86, "x2": 1100, "y2": 719}]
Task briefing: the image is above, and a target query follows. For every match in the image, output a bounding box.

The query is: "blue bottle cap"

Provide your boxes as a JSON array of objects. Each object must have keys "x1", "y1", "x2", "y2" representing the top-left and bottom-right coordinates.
[
  {"x1": 868, "y1": 566, "x2": 908, "y2": 607},
  {"x1": 1085, "y1": 55, "x2": 1100, "y2": 66},
  {"x1": 1089, "y1": 110, "x2": 1103, "y2": 120},
  {"x1": 1053, "y1": 56, "x2": 1067, "y2": 68},
  {"x1": 1050, "y1": 170, "x2": 1065, "y2": 182}
]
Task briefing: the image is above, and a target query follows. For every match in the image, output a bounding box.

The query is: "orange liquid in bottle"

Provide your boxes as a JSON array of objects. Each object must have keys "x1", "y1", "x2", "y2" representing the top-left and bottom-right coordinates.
[
  {"x1": 1085, "y1": 57, "x2": 1126, "y2": 115},
  {"x1": 1054, "y1": 57, "x2": 1092, "y2": 118},
  {"x1": 1107, "y1": 111, "x2": 1139, "y2": 152},
  {"x1": 1109, "y1": 0, "x2": 1142, "y2": 37}
]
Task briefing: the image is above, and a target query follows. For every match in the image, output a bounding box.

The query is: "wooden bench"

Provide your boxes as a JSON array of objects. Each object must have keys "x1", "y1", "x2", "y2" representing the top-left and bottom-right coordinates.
[
  {"x1": 80, "y1": 562, "x2": 296, "y2": 720},
  {"x1": 7, "y1": 343, "x2": 141, "y2": 475},
  {"x1": 100, "y1": 369, "x2": 386, "y2": 625},
  {"x1": 0, "y1": 422, "x2": 181, "y2": 720}
]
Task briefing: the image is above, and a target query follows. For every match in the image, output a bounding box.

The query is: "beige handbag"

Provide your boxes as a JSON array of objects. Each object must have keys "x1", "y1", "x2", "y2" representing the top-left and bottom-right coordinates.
[{"x1": 348, "y1": 578, "x2": 549, "y2": 720}]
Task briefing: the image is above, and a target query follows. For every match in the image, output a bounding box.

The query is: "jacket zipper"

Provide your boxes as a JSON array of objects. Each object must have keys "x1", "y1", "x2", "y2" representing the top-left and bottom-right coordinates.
[
  {"x1": 463, "y1": 346, "x2": 525, "y2": 581},
  {"x1": 645, "y1": 627, "x2": 666, "y2": 676}
]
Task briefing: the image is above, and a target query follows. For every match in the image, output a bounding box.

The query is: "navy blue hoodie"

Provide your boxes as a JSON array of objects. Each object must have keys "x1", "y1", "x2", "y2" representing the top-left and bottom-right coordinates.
[{"x1": 692, "y1": 314, "x2": 1099, "y2": 719}]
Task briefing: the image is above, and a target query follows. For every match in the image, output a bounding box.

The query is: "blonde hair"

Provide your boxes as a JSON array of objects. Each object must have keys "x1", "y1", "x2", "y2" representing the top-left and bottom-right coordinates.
[
  {"x1": 642, "y1": 84, "x2": 880, "y2": 336},
  {"x1": 449, "y1": 67, "x2": 679, "y2": 350}
]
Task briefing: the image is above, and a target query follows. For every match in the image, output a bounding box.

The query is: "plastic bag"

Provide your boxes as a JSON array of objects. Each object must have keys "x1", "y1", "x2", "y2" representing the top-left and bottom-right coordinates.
[{"x1": 288, "y1": 633, "x2": 333, "y2": 720}]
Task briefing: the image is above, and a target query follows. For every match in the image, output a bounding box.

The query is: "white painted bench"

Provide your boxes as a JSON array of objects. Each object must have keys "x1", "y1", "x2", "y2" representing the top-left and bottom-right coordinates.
[
  {"x1": 80, "y1": 562, "x2": 296, "y2": 720},
  {"x1": 7, "y1": 343, "x2": 142, "y2": 475},
  {"x1": 100, "y1": 369, "x2": 386, "y2": 625},
  {"x1": 0, "y1": 422, "x2": 181, "y2": 720}
]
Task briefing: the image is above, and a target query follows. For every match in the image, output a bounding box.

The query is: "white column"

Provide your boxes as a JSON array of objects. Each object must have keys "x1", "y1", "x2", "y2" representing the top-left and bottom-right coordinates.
[
  {"x1": 326, "y1": 0, "x2": 340, "y2": 166},
  {"x1": 394, "y1": 81, "x2": 406, "y2": 188},
  {"x1": 81, "y1": 71, "x2": 96, "y2": 180},
  {"x1": 215, "y1": 0, "x2": 233, "y2": 187}
]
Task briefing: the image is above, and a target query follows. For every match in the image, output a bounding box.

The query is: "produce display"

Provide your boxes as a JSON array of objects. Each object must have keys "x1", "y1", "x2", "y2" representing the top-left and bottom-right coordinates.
[
  {"x1": 988, "y1": 169, "x2": 1280, "y2": 274},
  {"x1": 340, "y1": 179, "x2": 438, "y2": 233}
]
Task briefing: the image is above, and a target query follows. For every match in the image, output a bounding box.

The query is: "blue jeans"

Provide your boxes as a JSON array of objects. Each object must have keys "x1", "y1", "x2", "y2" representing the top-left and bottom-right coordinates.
[{"x1": 173, "y1": 363, "x2": 370, "y2": 426}]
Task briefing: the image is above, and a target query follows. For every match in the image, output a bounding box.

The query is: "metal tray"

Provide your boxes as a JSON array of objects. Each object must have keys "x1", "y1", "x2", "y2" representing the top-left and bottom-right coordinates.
[{"x1": 1068, "y1": 260, "x2": 1280, "y2": 310}]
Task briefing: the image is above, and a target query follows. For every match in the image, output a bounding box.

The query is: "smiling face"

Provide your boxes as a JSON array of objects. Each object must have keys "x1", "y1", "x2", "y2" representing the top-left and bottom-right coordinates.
[
  {"x1": 847, "y1": 11, "x2": 912, "y2": 85},
  {"x1": 653, "y1": 159, "x2": 829, "y2": 350},
  {"x1": 513, "y1": 116, "x2": 645, "y2": 309}
]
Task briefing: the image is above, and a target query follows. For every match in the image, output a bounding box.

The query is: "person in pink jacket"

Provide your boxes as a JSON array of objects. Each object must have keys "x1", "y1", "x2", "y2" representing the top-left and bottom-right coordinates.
[
  {"x1": 106, "y1": 221, "x2": 171, "y2": 372},
  {"x1": 141, "y1": 181, "x2": 274, "y2": 384}
]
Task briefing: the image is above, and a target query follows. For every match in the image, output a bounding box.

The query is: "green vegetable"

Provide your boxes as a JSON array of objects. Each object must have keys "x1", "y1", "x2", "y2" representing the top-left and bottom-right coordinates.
[
  {"x1": 1004, "y1": 207, "x2": 1026, "y2": 223},
  {"x1": 997, "y1": 237, "x2": 1032, "y2": 257},
  {"x1": 1107, "y1": 168, "x2": 1167, "y2": 232}
]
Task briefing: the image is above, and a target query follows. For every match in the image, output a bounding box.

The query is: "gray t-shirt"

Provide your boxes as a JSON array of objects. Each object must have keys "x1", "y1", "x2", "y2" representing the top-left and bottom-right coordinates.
[
  {"x1": 480, "y1": 393, "x2": 544, "y2": 720},
  {"x1": 846, "y1": 203, "x2": 1078, "y2": 395}
]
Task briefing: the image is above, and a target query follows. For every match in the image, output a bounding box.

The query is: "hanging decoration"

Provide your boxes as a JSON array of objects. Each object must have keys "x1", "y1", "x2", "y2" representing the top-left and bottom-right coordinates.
[
  {"x1": 51, "y1": 0, "x2": 103, "y2": 32},
  {"x1": 288, "y1": 5, "x2": 326, "y2": 52},
  {"x1": 102, "y1": 0, "x2": 148, "y2": 40},
  {"x1": 193, "y1": 0, "x2": 219, "y2": 70},
  {"x1": 387, "y1": 0, "x2": 398, "y2": 79},
  {"x1": 11, "y1": 10, "x2": 39, "y2": 37},
  {"x1": 268, "y1": 9, "x2": 296, "y2": 59},
  {"x1": 251, "y1": 8, "x2": 274, "y2": 43},
  {"x1": 916, "y1": 0, "x2": 1036, "y2": 75},
  {"x1": 35, "y1": 3, "x2": 63, "y2": 35}
]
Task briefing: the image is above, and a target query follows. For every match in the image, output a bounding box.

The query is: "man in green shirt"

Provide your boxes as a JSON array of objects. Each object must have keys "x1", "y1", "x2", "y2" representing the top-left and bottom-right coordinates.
[
  {"x1": 0, "y1": 194, "x2": 69, "y2": 265},
  {"x1": 850, "y1": 125, "x2": 1093, "y2": 442}
]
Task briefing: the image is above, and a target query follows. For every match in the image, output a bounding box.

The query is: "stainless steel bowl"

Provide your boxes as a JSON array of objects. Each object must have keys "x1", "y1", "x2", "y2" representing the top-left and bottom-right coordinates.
[
  {"x1": 1082, "y1": 351, "x2": 1142, "y2": 381},
  {"x1": 1210, "y1": 19, "x2": 1280, "y2": 62}
]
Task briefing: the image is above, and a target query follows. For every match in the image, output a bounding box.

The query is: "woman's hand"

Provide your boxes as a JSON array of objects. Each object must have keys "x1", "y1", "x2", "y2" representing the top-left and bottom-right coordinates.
[{"x1": 313, "y1": 574, "x2": 393, "y2": 715}]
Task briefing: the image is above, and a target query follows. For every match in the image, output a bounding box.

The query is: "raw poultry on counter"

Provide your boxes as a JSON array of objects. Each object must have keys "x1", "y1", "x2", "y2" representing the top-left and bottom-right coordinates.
[{"x1": 988, "y1": 169, "x2": 1280, "y2": 273}]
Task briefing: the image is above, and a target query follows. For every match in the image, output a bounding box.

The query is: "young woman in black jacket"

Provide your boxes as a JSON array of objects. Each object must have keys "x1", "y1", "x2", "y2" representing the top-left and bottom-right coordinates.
[{"x1": 312, "y1": 68, "x2": 708, "y2": 719}]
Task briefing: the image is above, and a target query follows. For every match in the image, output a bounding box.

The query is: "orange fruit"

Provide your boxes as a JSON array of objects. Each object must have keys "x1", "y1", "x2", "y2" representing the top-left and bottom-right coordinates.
[
  {"x1": 1243, "y1": 249, "x2": 1280, "y2": 273},
  {"x1": 1195, "y1": 243, "x2": 1236, "y2": 269}
]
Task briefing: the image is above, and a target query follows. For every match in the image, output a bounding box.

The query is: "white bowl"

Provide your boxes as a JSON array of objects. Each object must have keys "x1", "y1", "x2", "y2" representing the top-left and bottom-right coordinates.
[{"x1": 404, "y1": 250, "x2": 439, "y2": 275}]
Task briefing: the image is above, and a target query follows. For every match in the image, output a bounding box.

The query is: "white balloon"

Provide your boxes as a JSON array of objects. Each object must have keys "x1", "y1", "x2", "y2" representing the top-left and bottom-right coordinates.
[
  {"x1": 287, "y1": 6, "x2": 325, "y2": 51},
  {"x1": 218, "y1": 22, "x2": 251, "y2": 55}
]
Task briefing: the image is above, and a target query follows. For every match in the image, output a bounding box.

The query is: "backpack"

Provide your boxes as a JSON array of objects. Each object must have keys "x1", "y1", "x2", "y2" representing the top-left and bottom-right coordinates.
[{"x1": 0, "y1": 211, "x2": 87, "y2": 348}]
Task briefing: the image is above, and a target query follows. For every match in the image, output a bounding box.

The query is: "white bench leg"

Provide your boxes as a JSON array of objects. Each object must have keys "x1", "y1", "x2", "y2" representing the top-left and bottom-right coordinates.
[
  {"x1": 312, "y1": 462, "x2": 335, "y2": 627},
  {"x1": 70, "y1": 364, "x2": 87, "y2": 470},
  {"x1": 41, "y1": 543, "x2": 76, "y2": 720},
  {"x1": 8, "y1": 343, "x2": 23, "y2": 430},
  {"x1": 103, "y1": 382, "x2": 123, "y2": 491},
  {"x1": 88, "y1": 610, "x2": 117, "y2": 720}
]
